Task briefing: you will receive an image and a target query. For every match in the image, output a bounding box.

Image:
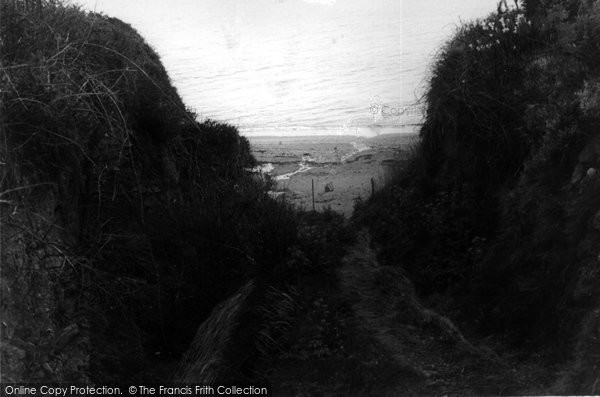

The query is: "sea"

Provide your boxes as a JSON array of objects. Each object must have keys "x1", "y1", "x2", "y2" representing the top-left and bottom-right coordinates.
[{"x1": 73, "y1": 0, "x2": 500, "y2": 137}]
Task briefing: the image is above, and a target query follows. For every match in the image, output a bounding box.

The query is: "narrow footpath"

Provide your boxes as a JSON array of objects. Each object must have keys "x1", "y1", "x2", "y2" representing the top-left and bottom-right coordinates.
[{"x1": 267, "y1": 230, "x2": 555, "y2": 396}]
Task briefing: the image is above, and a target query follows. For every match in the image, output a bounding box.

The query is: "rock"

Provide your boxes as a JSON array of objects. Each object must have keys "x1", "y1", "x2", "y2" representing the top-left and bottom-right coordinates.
[
  {"x1": 324, "y1": 182, "x2": 334, "y2": 193},
  {"x1": 587, "y1": 167, "x2": 597, "y2": 177}
]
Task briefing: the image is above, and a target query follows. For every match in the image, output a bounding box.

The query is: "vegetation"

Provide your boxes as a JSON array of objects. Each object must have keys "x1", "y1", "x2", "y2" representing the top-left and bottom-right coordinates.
[
  {"x1": 6, "y1": 0, "x2": 600, "y2": 392},
  {"x1": 0, "y1": 0, "x2": 350, "y2": 383},
  {"x1": 355, "y1": 0, "x2": 600, "y2": 393}
]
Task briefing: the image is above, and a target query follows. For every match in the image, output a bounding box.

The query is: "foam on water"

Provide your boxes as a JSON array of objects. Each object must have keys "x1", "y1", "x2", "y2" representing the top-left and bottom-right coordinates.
[
  {"x1": 275, "y1": 155, "x2": 314, "y2": 180},
  {"x1": 241, "y1": 124, "x2": 421, "y2": 138},
  {"x1": 250, "y1": 163, "x2": 275, "y2": 174},
  {"x1": 340, "y1": 141, "x2": 371, "y2": 162}
]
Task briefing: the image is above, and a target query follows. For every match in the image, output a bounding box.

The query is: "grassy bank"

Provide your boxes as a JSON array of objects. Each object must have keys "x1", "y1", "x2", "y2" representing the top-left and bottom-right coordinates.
[
  {"x1": 355, "y1": 0, "x2": 600, "y2": 393},
  {"x1": 0, "y1": 0, "x2": 352, "y2": 383}
]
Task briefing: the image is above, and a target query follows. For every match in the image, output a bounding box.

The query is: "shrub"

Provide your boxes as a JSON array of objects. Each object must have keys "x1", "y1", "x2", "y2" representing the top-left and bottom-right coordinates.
[
  {"x1": 1, "y1": 0, "x2": 302, "y2": 382},
  {"x1": 356, "y1": 0, "x2": 600, "y2": 360}
]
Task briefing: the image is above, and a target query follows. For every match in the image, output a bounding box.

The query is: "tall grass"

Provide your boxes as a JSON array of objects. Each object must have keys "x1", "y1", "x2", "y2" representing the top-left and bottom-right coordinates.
[
  {"x1": 0, "y1": 0, "x2": 312, "y2": 382},
  {"x1": 355, "y1": 0, "x2": 600, "y2": 376}
]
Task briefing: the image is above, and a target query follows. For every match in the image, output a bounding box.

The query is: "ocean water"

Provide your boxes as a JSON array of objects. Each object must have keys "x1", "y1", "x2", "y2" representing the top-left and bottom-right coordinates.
[{"x1": 74, "y1": 0, "x2": 499, "y2": 136}]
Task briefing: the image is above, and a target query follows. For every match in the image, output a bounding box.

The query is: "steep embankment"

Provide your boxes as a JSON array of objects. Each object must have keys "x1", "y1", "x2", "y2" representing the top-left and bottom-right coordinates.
[
  {"x1": 355, "y1": 0, "x2": 600, "y2": 394},
  {"x1": 1, "y1": 0, "x2": 300, "y2": 383}
]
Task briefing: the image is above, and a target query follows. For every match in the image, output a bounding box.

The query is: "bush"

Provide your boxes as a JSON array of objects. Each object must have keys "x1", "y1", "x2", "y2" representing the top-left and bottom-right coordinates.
[
  {"x1": 420, "y1": 8, "x2": 538, "y2": 190},
  {"x1": 356, "y1": 0, "x2": 600, "y2": 362},
  {"x1": 1, "y1": 0, "x2": 302, "y2": 382}
]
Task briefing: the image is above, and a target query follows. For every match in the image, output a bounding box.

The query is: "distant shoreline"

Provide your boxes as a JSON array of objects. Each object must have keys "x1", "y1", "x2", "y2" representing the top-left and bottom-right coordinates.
[
  {"x1": 241, "y1": 124, "x2": 422, "y2": 139},
  {"x1": 245, "y1": 131, "x2": 420, "y2": 141},
  {"x1": 248, "y1": 133, "x2": 415, "y2": 216}
]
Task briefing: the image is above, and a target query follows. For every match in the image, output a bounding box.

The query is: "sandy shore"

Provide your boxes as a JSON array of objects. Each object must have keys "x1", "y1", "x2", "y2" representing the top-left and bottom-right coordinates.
[{"x1": 248, "y1": 134, "x2": 418, "y2": 216}]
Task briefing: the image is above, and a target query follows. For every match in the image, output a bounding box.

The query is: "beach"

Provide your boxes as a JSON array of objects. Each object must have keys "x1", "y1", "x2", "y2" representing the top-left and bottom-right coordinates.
[{"x1": 248, "y1": 133, "x2": 418, "y2": 216}]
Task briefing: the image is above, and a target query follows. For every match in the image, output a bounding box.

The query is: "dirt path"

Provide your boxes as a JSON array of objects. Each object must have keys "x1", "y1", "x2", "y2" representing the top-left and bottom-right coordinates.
[
  {"x1": 336, "y1": 230, "x2": 552, "y2": 396},
  {"x1": 265, "y1": 229, "x2": 553, "y2": 396}
]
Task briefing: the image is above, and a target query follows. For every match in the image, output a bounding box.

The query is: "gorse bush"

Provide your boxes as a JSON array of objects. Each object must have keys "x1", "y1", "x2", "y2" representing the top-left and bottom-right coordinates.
[
  {"x1": 1, "y1": 0, "x2": 308, "y2": 383},
  {"x1": 356, "y1": 0, "x2": 600, "y2": 373}
]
